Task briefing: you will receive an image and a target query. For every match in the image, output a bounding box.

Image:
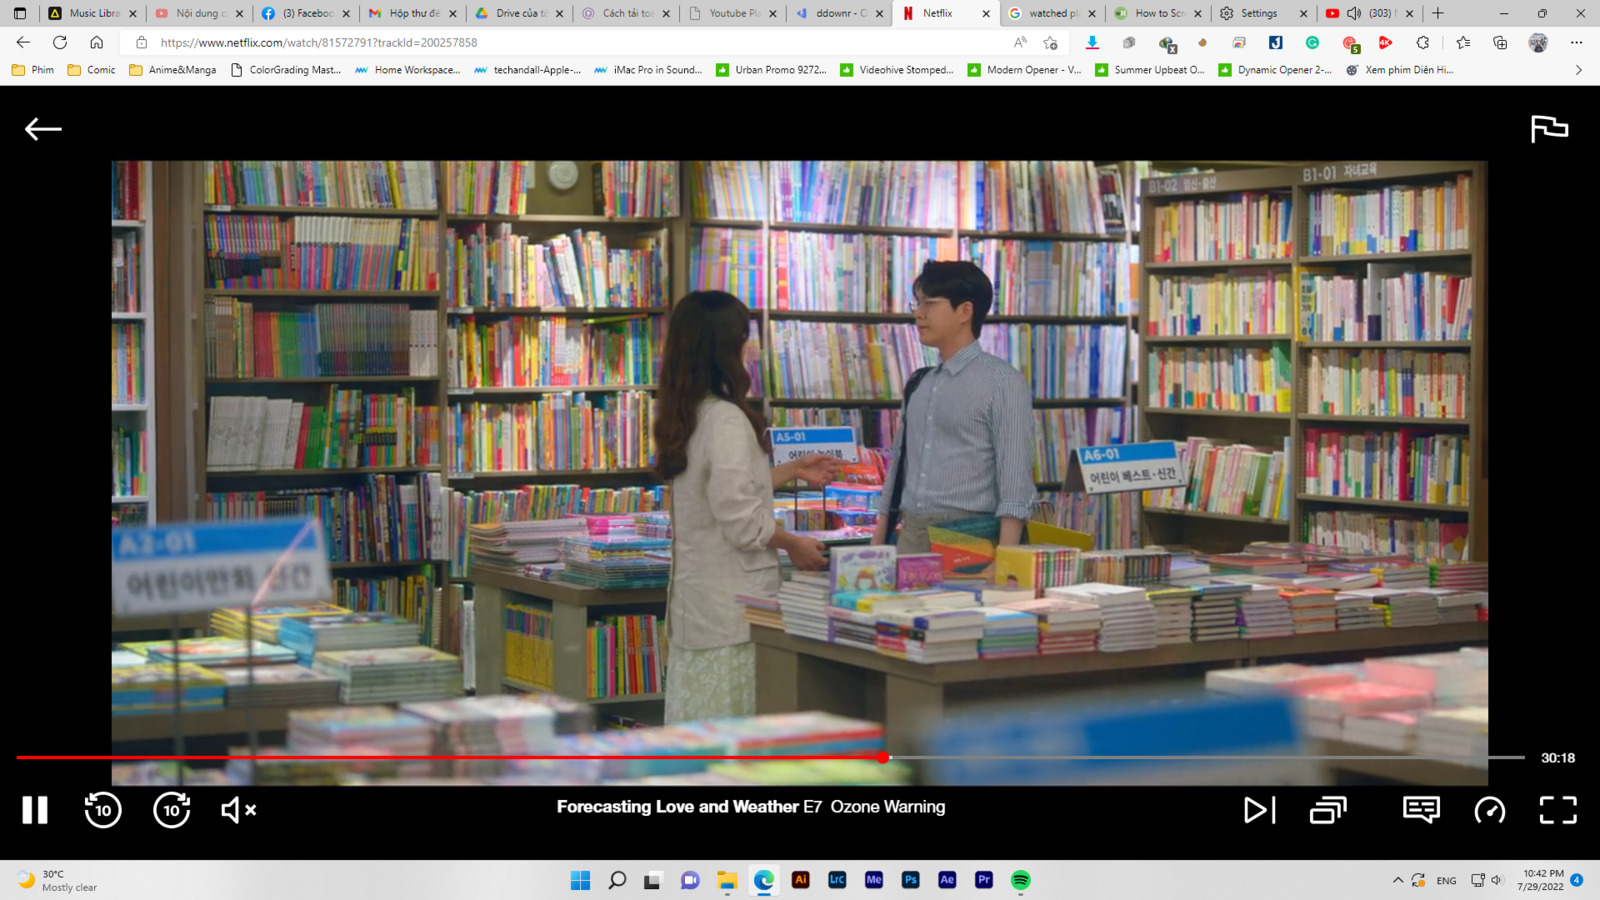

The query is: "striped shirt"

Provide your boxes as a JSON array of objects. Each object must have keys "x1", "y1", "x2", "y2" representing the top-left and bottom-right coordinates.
[{"x1": 876, "y1": 339, "x2": 1037, "y2": 522}]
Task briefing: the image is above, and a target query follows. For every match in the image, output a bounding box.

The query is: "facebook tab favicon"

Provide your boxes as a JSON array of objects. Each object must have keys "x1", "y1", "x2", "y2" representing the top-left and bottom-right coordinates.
[{"x1": 1268, "y1": 34, "x2": 1283, "y2": 48}]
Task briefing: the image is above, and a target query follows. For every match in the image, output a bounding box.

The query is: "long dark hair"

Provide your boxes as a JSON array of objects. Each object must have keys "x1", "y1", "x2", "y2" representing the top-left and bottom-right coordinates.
[{"x1": 653, "y1": 291, "x2": 769, "y2": 480}]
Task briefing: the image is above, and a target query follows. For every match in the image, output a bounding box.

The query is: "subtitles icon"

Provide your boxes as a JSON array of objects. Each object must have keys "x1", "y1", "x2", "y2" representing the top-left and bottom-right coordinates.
[{"x1": 1403, "y1": 796, "x2": 1442, "y2": 823}]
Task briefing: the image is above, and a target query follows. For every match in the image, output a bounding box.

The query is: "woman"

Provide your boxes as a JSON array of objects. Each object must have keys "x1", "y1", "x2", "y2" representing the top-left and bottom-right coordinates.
[{"x1": 654, "y1": 291, "x2": 838, "y2": 723}]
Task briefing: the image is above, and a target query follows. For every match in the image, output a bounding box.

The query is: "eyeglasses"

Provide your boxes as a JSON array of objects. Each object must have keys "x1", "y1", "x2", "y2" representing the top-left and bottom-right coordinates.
[{"x1": 909, "y1": 297, "x2": 950, "y2": 312}]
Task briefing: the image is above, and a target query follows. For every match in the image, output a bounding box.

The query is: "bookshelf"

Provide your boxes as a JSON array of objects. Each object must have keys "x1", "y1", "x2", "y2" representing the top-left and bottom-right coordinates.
[
  {"x1": 113, "y1": 161, "x2": 156, "y2": 526},
  {"x1": 690, "y1": 160, "x2": 1144, "y2": 548},
  {"x1": 181, "y1": 160, "x2": 690, "y2": 566},
  {"x1": 1137, "y1": 161, "x2": 1486, "y2": 562}
]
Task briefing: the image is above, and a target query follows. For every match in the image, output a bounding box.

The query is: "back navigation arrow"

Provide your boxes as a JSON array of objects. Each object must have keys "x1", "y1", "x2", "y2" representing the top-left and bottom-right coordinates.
[
  {"x1": 24, "y1": 118, "x2": 64, "y2": 141},
  {"x1": 1245, "y1": 796, "x2": 1276, "y2": 824}
]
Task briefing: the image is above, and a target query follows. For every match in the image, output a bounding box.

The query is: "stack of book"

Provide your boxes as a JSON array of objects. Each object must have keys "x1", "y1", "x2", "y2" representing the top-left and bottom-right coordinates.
[
  {"x1": 277, "y1": 612, "x2": 421, "y2": 666},
  {"x1": 633, "y1": 511, "x2": 673, "y2": 539},
  {"x1": 286, "y1": 706, "x2": 434, "y2": 778},
  {"x1": 400, "y1": 695, "x2": 560, "y2": 776},
  {"x1": 217, "y1": 665, "x2": 341, "y2": 708},
  {"x1": 1331, "y1": 560, "x2": 1431, "y2": 589},
  {"x1": 1415, "y1": 707, "x2": 1488, "y2": 768},
  {"x1": 1002, "y1": 597, "x2": 1101, "y2": 654},
  {"x1": 1203, "y1": 553, "x2": 1308, "y2": 578},
  {"x1": 311, "y1": 646, "x2": 463, "y2": 704},
  {"x1": 976, "y1": 607, "x2": 1041, "y2": 658},
  {"x1": 1050, "y1": 582, "x2": 1157, "y2": 652},
  {"x1": 1430, "y1": 560, "x2": 1488, "y2": 590},
  {"x1": 1334, "y1": 591, "x2": 1388, "y2": 630},
  {"x1": 1378, "y1": 591, "x2": 1441, "y2": 628},
  {"x1": 776, "y1": 571, "x2": 831, "y2": 641},
  {"x1": 1238, "y1": 585, "x2": 1295, "y2": 639},
  {"x1": 227, "y1": 745, "x2": 413, "y2": 786},
  {"x1": 1420, "y1": 588, "x2": 1487, "y2": 625},
  {"x1": 558, "y1": 535, "x2": 672, "y2": 589},
  {"x1": 468, "y1": 519, "x2": 589, "y2": 575},
  {"x1": 1341, "y1": 710, "x2": 1420, "y2": 752},
  {"x1": 1188, "y1": 581, "x2": 1250, "y2": 641},
  {"x1": 1282, "y1": 588, "x2": 1339, "y2": 634},
  {"x1": 121, "y1": 637, "x2": 297, "y2": 668},
  {"x1": 1365, "y1": 649, "x2": 1488, "y2": 705},
  {"x1": 1080, "y1": 548, "x2": 1173, "y2": 586},
  {"x1": 210, "y1": 602, "x2": 350, "y2": 643},
  {"x1": 734, "y1": 593, "x2": 784, "y2": 631},
  {"x1": 994, "y1": 545, "x2": 1082, "y2": 597},
  {"x1": 513, "y1": 690, "x2": 597, "y2": 734},
  {"x1": 1298, "y1": 681, "x2": 1432, "y2": 740},
  {"x1": 112, "y1": 663, "x2": 226, "y2": 716},
  {"x1": 706, "y1": 759, "x2": 913, "y2": 786},
  {"x1": 1146, "y1": 584, "x2": 1196, "y2": 645},
  {"x1": 876, "y1": 605, "x2": 984, "y2": 663},
  {"x1": 1204, "y1": 663, "x2": 1359, "y2": 697},
  {"x1": 691, "y1": 712, "x2": 886, "y2": 757}
]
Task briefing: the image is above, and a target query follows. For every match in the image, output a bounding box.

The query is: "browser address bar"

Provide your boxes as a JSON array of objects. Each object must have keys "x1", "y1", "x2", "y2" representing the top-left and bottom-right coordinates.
[{"x1": 119, "y1": 28, "x2": 1055, "y2": 56}]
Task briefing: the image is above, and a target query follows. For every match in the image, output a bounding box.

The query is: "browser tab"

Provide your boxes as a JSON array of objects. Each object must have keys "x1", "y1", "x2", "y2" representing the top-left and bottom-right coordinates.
[{"x1": 470, "y1": 3, "x2": 574, "y2": 24}]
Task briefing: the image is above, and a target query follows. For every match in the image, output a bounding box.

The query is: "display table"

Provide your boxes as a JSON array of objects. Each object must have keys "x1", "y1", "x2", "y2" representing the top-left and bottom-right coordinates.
[
  {"x1": 468, "y1": 569, "x2": 668, "y2": 716},
  {"x1": 751, "y1": 622, "x2": 1489, "y2": 756},
  {"x1": 1311, "y1": 738, "x2": 1489, "y2": 786}
]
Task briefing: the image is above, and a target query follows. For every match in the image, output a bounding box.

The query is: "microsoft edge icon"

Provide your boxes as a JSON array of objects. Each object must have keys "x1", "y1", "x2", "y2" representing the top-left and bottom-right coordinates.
[{"x1": 261, "y1": 5, "x2": 274, "y2": 17}]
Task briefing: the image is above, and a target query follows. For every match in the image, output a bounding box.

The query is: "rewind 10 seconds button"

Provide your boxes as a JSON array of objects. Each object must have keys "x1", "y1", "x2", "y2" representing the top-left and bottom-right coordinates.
[{"x1": 1475, "y1": 796, "x2": 1506, "y2": 824}]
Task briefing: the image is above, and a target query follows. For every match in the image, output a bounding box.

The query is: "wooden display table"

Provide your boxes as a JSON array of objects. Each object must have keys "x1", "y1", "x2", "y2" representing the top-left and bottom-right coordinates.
[
  {"x1": 1311, "y1": 738, "x2": 1489, "y2": 786},
  {"x1": 468, "y1": 569, "x2": 668, "y2": 719},
  {"x1": 751, "y1": 622, "x2": 1489, "y2": 756}
]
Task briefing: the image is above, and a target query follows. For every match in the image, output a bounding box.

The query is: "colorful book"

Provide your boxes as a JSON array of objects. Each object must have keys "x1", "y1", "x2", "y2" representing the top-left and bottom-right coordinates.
[
  {"x1": 895, "y1": 553, "x2": 944, "y2": 590},
  {"x1": 829, "y1": 544, "x2": 897, "y2": 593}
]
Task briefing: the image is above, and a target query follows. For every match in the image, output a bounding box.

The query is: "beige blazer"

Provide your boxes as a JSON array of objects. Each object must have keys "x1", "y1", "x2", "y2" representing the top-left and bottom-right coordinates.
[{"x1": 666, "y1": 396, "x2": 782, "y2": 651}]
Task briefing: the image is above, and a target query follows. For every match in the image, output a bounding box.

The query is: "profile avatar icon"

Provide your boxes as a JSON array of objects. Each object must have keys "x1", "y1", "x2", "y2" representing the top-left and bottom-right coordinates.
[{"x1": 1529, "y1": 32, "x2": 1548, "y2": 51}]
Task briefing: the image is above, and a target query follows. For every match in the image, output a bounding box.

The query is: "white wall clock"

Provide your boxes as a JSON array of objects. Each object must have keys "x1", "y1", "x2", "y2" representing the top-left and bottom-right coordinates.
[{"x1": 547, "y1": 161, "x2": 579, "y2": 191}]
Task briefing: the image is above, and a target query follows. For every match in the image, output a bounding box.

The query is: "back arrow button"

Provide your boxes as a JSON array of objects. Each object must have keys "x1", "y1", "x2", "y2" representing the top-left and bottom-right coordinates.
[
  {"x1": 16, "y1": 35, "x2": 29, "y2": 47},
  {"x1": 24, "y1": 118, "x2": 64, "y2": 141}
]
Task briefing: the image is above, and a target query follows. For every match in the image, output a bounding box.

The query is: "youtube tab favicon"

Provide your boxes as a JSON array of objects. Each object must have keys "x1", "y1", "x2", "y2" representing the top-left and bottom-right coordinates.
[{"x1": 1325, "y1": 7, "x2": 1339, "y2": 16}]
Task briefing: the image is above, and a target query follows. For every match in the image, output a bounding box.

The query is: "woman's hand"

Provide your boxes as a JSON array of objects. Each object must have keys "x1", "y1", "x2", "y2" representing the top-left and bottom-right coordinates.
[
  {"x1": 791, "y1": 453, "x2": 844, "y2": 486},
  {"x1": 783, "y1": 534, "x2": 830, "y2": 571}
]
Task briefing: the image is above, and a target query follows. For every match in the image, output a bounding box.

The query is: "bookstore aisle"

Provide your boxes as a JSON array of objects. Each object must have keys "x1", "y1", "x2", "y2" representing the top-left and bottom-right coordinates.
[{"x1": 111, "y1": 159, "x2": 1487, "y2": 788}]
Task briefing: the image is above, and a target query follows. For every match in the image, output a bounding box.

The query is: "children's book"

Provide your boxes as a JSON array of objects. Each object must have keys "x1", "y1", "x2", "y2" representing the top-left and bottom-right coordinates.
[
  {"x1": 895, "y1": 553, "x2": 944, "y2": 590},
  {"x1": 926, "y1": 516, "x2": 1001, "y2": 576},
  {"x1": 829, "y1": 544, "x2": 897, "y2": 593}
]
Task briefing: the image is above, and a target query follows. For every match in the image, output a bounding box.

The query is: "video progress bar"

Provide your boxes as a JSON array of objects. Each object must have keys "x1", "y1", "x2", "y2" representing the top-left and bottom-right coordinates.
[{"x1": 889, "y1": 749, "x2": 1523, "y2": 755}]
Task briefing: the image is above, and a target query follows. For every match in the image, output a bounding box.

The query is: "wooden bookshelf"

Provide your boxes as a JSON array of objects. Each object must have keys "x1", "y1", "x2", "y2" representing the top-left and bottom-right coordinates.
[
  {"x1": 687, "y1": 160, "x2": 1145, "y2": 548},
  {"x1": 112, "y1": 160, "x2": 156, "y2": 527},
  {"x1": 1136, "y1": 161, "x2": 1486, "y2": 561}
]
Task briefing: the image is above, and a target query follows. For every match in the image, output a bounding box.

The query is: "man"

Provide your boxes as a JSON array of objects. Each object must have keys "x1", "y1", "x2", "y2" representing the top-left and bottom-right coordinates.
[{"x1": 872, "y1": 260, "x2": 1036, "y2": 555}]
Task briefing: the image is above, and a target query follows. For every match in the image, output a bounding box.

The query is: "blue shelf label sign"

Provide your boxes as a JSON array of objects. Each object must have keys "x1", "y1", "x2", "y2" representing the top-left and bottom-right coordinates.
[
  {"x1": 1075, "y1": 441, "x2": 1185, "y2": 495},
  {"x1": 767, "y1": 426, "x2": 861, "y2": 464},
  {"x1": 111, "y1": 518, "x2": 334, "y2": 614}
]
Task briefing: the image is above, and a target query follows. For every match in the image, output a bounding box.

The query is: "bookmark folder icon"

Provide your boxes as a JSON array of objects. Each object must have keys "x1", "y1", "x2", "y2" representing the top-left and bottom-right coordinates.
[
  {"x1": 128, "y1": 63, "x2": 142, "y2": 75},
  {"x1": 11, "y1": 63, "x2": 24, "y2": 75},
  {"x1": 67, "y1": 63, "x2": 80, "y2": 75}
]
